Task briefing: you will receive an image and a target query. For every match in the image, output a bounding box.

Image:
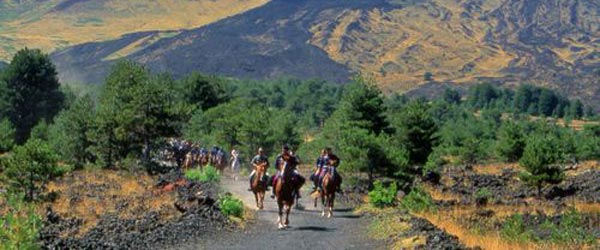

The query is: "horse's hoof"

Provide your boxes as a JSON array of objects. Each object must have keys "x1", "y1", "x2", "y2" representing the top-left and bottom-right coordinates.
[
  {"x1": 327, "y1": 213, "x2": 332, "y2": 218},
  {"x1": 278, "y1": 224, "x2": 286, "y2": 230},
  {"x1": 321, "y1": 212, "x2": 325, "y2": 217}
]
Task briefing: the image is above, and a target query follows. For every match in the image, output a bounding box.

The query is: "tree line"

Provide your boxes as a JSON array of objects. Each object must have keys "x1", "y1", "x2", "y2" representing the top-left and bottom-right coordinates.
[{"x1": 1, "y1": 48, "x2": 599, "y2": 200}]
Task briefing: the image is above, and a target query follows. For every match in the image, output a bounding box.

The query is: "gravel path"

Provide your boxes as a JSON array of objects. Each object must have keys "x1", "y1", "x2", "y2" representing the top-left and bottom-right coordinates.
[{"x1": 177, "y1": 176, "x2": 384, "y2": 250}]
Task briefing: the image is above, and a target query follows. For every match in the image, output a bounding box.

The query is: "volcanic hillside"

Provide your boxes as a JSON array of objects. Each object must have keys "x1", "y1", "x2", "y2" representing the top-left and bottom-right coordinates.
[
  {"x1": 0, "y1": 0, "x2": 269, "y2": 60},
  {"x1": 21, "y1": 0, "x2": 600, "y2": 108}
]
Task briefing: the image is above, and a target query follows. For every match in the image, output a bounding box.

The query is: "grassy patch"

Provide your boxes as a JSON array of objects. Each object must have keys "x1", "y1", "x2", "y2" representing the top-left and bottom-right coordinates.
[
  {"x1": 400, "y1": 186, "x2": 436, "y2": 213},
  {"x1": 185, "y1": 165, "x2": 220, "y2": 183}
]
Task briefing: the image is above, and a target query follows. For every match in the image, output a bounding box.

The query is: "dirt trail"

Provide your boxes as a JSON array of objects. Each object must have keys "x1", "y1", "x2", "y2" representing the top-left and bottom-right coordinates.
[{"x1": 177, "y1": 175, "x2": 383, "y2": 250}]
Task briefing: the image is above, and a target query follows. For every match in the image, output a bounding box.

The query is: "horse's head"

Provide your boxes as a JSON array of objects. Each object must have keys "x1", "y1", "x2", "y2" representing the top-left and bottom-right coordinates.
[{"x1": 256, "y1": 162, "x2": 267, "y2": 178}]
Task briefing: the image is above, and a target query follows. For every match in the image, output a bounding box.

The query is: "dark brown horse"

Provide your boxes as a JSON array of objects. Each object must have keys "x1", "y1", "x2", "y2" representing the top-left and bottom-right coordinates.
[
  {"x1": 315, "y1": 170, "x2": 338, "y2": 218},
  {"x1": 251, "y1": 162, "x2": 267, "y2": 209},
  {"x1": 275, "y1": 156, "x2": 296, "y2": 229}
]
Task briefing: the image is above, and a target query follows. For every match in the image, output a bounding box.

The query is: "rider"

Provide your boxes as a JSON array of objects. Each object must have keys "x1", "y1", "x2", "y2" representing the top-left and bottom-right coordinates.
[
  {"x1": 310, "y1": 148, "x2": 328, "y2": 192},
  {"x1": 271, "y1": 145, "x2": 304, "y2": 199},
  {"x1": 248, "y1": 147, "x2": 270, "y2": 191},
  {"x1": 319, "y1": 147, "x2": 342, "y2": 193}
]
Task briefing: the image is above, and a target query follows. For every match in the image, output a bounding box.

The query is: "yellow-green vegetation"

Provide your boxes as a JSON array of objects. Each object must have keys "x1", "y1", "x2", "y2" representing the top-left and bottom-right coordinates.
[
  {"x1": 218, "y1": 193, "x2": 244, "y2": 218},
  {"x1": 0, "y1": 0, "x2": 270, "y2": 60},
  {"x1": 368, "y1": 180, "x2": 398, "y2": 208},
  {"x1": 0, "y1": 193, "x2": 41, "y2": 250},
  {"x1": 185, "y1": 166, "x2": 221, "y2": 183}
]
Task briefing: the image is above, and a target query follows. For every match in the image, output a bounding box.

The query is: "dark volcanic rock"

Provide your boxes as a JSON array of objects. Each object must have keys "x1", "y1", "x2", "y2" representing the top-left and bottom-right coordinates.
[
  {"x1": 41, "y1": 172, "x2": 229, "y2": 250},
  {"x1": 404, "y1": 217, "x2": 477, "y2": 250}
]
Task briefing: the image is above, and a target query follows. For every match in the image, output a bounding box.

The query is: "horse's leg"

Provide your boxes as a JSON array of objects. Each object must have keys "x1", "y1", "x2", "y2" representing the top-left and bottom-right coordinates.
[
  {"x1": 328, "y1": 193, "x2": 335, "y2": 218},
  {"x1": 284, "y1": 204, "x2": 290, "y2": 227},
  {"x1": 321, "y1": 192, "x2": 326, "y2": 217},
  {"x1": 277, "y1": 201, "x2": 284, "y2": 229},
  {"x1": 259, "y1": 191, "x2": 264, "y2": 210}
]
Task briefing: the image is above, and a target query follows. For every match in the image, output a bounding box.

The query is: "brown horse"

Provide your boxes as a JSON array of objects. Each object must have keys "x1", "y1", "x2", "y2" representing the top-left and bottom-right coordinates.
[
  {"x1": 275, "y1": 157, "x2": 296, "y2": 229},
  {"x1": 315, "y1": 170, "x2": 338, "y2": 218},
  {"x1": 251, "y1": 162, "x2": 267, "y2": 209}
]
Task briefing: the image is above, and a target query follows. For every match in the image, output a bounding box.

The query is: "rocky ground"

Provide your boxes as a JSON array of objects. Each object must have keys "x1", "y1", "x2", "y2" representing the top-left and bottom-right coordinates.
[
  {"x1": 38, "y1": 170, "x2": 233, "y2": 250},
  {"x1": 417, "y1": 161, "x2": 600, "y2": 249}
]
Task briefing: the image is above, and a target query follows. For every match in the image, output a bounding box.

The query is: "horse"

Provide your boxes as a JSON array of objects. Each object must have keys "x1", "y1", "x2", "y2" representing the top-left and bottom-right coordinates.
[
  {"x1": 314, "y1": 170, "x2": 338, "y2": 218},
  {"x1": 274, "y1": 156, "x2": 297, "y2": 229},
  {"x1": 250, "y1": 162, "x2": 267, "y2": 209},
  {"x1": 183, "y1": 152, "x2": 194, "y2": 169},
  {"x1": 214, "y1": 152, "x2": 226, "y2": 174}
]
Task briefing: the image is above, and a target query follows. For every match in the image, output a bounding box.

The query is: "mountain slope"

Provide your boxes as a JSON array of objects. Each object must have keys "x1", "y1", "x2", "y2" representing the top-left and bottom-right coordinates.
[
  {"x1": 50, "y1": 0, "x2": 600, "y2": 107},
  {"x1": 0, "y1": 0, "x2": 270, "y2": 60}
]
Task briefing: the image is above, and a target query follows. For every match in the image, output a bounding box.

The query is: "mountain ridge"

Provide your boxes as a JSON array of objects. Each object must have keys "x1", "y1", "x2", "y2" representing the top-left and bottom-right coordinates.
[{"x1": 42, "y1": 0, "x2": 600, "y2": 108}]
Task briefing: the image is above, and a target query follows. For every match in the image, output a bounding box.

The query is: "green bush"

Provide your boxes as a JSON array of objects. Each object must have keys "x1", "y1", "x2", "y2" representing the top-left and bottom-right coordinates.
[
  {"x1": 400, "y1": 186, "x2": 436, "y2": 213},
  {"x1": 2, "y1": 139, "x2": 62, "y2": 201},
  {"x1": 218, "y1": 193, "x2": 244, "y2": 218},
  {"x1": 500, "y1": 214, "x2": 534, "y2": 242},
  {"x1": 0, "y1": 193, "x2": 42, "y2": 250},
  {"x1": 185, "y1": 165, "x2": 221, "y2": 183},
  {"x1": 368, "y1": 180, "x2": 397, "y2": 208},
  {"x1": 542, "y1": 209, "x2": 595, "y2": 244},
  {"x1": 0, "y1": 118, "x2": 15, "y2": 153},
  {"x1": 474, "y1": 187, "x2": 492, "y2": 202}
]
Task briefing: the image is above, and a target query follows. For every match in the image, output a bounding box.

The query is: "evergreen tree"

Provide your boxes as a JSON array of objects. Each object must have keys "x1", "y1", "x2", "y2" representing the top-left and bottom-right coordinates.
[
  {"x1": 181, "y1": 72, "x2": 228, "y2": 111},
  {"x1": 391, "y1": 100, "x2": 438, "y2": 165},
  {"x1": 2, "y1": 139, "x2": 62, "y2": 201},
  {"x1": 537, "y1": 89, "x2": 558, "y2": 117},
  {"x1": 496, "y1": 121, "x2": 526, "y2": 162},
  {"x1": 48, "y1": 95, "x2": 96, "y2": 167},
  {"x1": 93, "y1": 61, "x2": 189, "y2": 167},
  {"x1": 569, "y1": 100, "x2": 584, "y2": 119},
  {"x1": 519, "y1": 135, "x2": 564, "y2": 196},
  {"x1": 339, "y1": 76, "x2": 390, "y2": 135},
  {"x1": 443, "y1": 87, "x2": 461, "y2": 104},
  {"x1": 2, "y1": 48, "x2": 64, "y2": 143},
  {"x1": 0, "y1": 118, "x2": 15, "y2": 153}
]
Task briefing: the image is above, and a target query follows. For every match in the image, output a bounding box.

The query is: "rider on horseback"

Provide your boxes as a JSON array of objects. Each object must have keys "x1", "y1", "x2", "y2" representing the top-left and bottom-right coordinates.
[
  {"x1": 248, "y1": 147, "x2": 270, "y2": 191},
  {"x1": 310, "y1": 148, "x2": 328, "y2": 192},
  {"x1": 319, "y1": 147, "x2": 342, "y2": 193},
  {"x1": 271, "y1": 145, "x2": 305, "y2": 199}
]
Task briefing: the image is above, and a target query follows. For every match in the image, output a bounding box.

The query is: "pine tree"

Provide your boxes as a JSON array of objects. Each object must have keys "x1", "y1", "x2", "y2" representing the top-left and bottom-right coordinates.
[
  {"x1": 2, "y1": 48, "x2": 64, "y2": 143},
  {"x1": 48, "y1": 95, "x2": 96, "y2": 167},
  {"x1": 519, "y1": 135, "x2": 564, "y2": 196}
]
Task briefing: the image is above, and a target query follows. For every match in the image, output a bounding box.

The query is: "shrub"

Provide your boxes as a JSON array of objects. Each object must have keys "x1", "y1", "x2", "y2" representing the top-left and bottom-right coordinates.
[
  {"x1": 519, "y1": 135, "x2": 564, "y2": 196},
  {"x1": 2, "y1": 139, "x2": 61, "y2": 201},
  {"x1": 400, "y1": 186, "x2": 436, "y2": 213},
  {"x1": 368, "y1": 180, "x2": 397, "y2": 208},
  {"x1": 501, "y1": 214, "x2": 533, "y2": 242},
  {"x1": 0, "y1": 193, "x2": 42, "y2": 250},
  {"x1": 0, "y1": 118, "x2": 15, "y2": 153},
  {"x1": 185, "y1": 165, "x2": 221, "y2": 183},
  {"x1": 542, "y1": 209, "x2": 595, "y2": 244},
  {"x1": 474, "y1": 187, "x2": 492, "y2": 206},
  {"x1": 218, "y1": 193, "x2": 244, "y2": 218}
]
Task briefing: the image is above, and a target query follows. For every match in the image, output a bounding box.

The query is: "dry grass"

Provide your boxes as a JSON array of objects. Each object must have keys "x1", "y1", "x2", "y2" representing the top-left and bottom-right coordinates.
[
  {"x1": 44, "y1": 169, "x2": 178, "y2": 236},
  {"x1": 473, "y1": 163, "x2": 521, "y2": 176},
  {"x1": 422, "y1": 185, "x2": 461, "y2": 202}
]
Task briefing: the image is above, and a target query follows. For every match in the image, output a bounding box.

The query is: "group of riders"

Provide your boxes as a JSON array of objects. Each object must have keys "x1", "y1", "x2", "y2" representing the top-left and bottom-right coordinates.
[
  {"x1": 247, "y1": 145, "x2": 343, "y2": 199},
  {"x1": 160, "y1": 138, "x2": 228, "y2": 170},
  {"x1": 160, "y1": 139, "x2": 343, "y2": 200}
]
